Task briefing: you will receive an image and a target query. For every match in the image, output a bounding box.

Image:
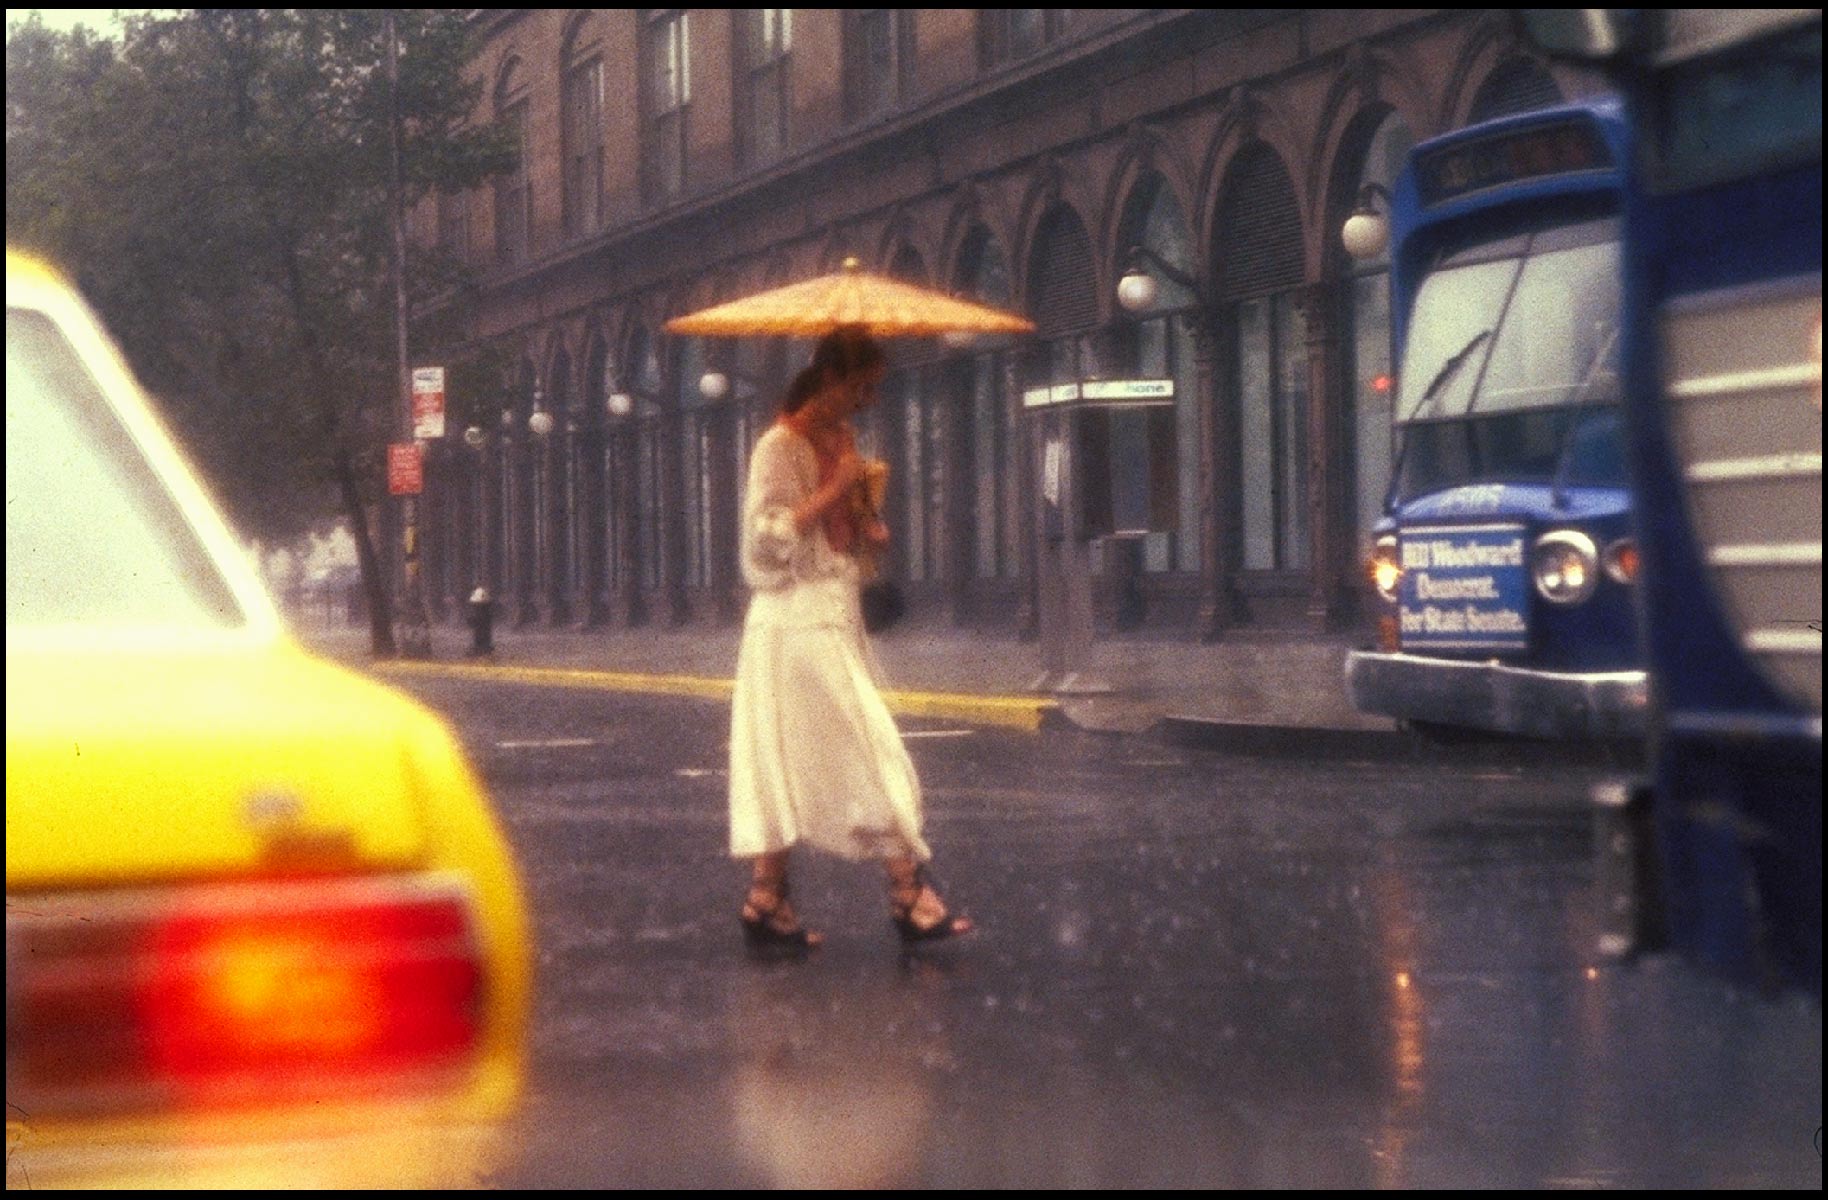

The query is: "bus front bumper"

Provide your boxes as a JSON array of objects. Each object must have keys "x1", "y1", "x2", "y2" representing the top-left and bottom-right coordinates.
[{"x1": 1345, "y1": 650, "x2": 1649, "y2": 739}]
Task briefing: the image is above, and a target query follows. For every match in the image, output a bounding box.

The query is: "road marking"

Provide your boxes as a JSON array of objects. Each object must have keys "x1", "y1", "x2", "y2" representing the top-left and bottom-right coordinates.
[
  {"x1": 901, "y1": 729, "x2": 976, "y2": 739},
  {"x1": 376, "y1": 660, "x2": 1058, "y2": 731},
  {"x1": 495, "y1": 737, "x2": 601, "y2": 749},
  {"x1": 674, "y1": 767, "x2": 726, "y2": 778}
]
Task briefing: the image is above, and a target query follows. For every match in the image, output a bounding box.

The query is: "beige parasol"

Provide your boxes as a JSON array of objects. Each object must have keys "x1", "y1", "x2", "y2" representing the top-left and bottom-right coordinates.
[{"x1": 664, "y1": 257, "x2": 1035, "y2": 338}]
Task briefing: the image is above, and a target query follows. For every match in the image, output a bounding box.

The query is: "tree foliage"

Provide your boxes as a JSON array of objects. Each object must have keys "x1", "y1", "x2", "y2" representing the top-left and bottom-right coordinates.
[{"x1": 5, "y1": 9, "x2": 512, "y2": 545}]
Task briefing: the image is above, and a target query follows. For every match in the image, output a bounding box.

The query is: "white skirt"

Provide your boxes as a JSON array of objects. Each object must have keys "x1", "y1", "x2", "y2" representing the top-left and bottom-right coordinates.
[{"x1": 728, "y1": 576, "x2": 930, "y2": 862}]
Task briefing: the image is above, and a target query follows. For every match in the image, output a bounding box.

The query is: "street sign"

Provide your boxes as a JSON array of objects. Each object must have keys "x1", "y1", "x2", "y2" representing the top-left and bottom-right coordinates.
[
  {"x1": 388, "y1": 442, "x2": 423, "y2": 495},
  {"x1": 1023, "y1": 379, "x2": 1173, "y2": 408},
  {"x1": 412, "y1": 366, "x2": 446, "y2": 440}
]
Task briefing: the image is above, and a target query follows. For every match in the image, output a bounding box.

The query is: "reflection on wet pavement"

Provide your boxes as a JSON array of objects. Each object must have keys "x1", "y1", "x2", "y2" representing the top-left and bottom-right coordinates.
[{"x1": 394, "y1": 681, "x2": 1820, "y2": 1188}]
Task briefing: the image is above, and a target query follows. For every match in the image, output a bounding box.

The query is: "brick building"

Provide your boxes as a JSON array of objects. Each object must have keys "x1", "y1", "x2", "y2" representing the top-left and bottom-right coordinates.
[{"x1": 409, "y1": 9, "x2": 1597, "y2": 639}]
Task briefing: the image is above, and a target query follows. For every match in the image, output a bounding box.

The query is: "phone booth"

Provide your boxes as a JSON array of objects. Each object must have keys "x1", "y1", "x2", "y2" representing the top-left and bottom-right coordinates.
[{"x1": 1025, "y1": 379, "x2": 1178, "y2": 692}]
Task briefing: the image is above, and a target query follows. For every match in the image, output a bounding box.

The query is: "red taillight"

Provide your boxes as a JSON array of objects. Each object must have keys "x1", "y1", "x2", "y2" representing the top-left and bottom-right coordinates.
[{"x1": 7, "y1": 877, "x2": 483, "y2": 1114}]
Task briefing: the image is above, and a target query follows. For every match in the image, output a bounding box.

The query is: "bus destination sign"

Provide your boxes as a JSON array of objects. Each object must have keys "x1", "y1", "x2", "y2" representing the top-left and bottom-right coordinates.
[{"x1": 1417, "y1": 119, "x2": 1613, "y2": 207}]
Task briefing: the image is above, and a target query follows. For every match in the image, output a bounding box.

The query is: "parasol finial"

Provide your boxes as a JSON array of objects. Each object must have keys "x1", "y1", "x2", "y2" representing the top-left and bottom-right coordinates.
[{"x1": 841, "y1": 256, "x2": 862, "y2": 272}]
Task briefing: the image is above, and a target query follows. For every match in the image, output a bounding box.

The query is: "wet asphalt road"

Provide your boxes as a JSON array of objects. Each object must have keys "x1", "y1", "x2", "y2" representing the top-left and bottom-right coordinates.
[{"x1": 388, "y1": 674, "x2": 1821, "y2": 1188}]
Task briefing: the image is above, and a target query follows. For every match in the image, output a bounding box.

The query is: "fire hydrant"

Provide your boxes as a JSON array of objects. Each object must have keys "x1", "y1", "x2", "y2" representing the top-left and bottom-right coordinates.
[{"x1": 467, "y1": 587, "x2": 494, "y2": 657}]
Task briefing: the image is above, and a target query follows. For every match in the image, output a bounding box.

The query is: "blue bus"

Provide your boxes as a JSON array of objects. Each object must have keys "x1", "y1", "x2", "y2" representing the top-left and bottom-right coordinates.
[
  {"x1": 1522, "y1": 10, "x2": 1822, "y2": 997},
  {"x1": 1343, "y1": 99, "x2": 1649, "y2": 741}
]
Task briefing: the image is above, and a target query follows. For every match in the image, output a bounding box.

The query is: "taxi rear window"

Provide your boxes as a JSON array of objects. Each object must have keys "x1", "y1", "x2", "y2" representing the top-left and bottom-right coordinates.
[{"x1": 6, "y1": 306, "x2": 246, "y2": 629}]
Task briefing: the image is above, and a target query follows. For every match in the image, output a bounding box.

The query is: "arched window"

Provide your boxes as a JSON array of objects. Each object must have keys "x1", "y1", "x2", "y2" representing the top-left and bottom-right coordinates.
[
  {"x1": 881, "y1": 246, "x2": 943, "y2": 584},
  {"x1": 1114, "y1": 176, "x2": 1201, "y2": 574},
  {"x1": 494, "y1": 59, "x2": 531, "y2": 263},
  {"x1": 627, "y1": 326, "x2": 665, "y2": 592},
  {"x1": 509, "y1": 357, "x2": 539, "y2": 615},
  {"x1": 1218, "y1": 145, "x2": 1308, "y2": 576},
  {"x1": 1027, "y1": 204, "x2": 1099, "y2": 386},
  {"x1": 561, "y1": 16, "x2": 605, "y2": 238},
  {"x1": 543, "y1": 345, "x2": 573, "y2": 622},
  {"x1": 1468, "y1": 58, "x2": 1564, "y2": 124},
  {"x1": 954, "y1": 229, "x2": 1019, "y2": 581},
  {"x1": 583, "y1": 333, "x2": 613, "y2": 612},
  {"x1": 674, "y1": 335, "x2": 715, "y2": 591}
]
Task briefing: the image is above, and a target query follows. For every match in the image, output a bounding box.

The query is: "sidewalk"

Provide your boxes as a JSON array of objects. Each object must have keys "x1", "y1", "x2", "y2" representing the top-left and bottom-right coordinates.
[{"x1": 296, "y1": 607, "x2": 1395, "y2": 745}]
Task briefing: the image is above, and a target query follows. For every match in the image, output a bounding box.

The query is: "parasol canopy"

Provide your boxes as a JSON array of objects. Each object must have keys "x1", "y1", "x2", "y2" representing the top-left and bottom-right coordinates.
[{"x1": 664, "y1": 257, "x2": 1035, "y2": 338}]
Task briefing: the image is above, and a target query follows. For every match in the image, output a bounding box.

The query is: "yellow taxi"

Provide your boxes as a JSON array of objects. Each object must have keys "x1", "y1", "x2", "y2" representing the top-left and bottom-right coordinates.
[{"x1": 5, "y1": 250, "x2": 531, "y2": 1187}]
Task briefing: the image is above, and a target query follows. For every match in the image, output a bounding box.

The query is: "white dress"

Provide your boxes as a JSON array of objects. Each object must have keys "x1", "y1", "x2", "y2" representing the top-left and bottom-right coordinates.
[{"x1": 728, "y1": 423, "x2": 931, "y2": 863}]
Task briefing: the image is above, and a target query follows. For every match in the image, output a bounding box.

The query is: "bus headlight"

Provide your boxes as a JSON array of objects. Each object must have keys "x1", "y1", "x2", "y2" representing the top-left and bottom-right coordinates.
[
  {"x1": 1532, "y1": 529, "x2": 1600, "y2": 604},
  {"x1": 1602, "y1": 537, "x2": 1640, "y2": 584},
  {"x1": 1369, "y1": 535, "x2": 1401, "y2": 603}
]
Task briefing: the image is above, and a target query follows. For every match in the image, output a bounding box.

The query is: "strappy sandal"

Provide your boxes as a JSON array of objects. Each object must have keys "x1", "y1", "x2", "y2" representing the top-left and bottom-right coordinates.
[
  {"x1": 889, "y1": 865, "x2": 975, "y2": 944},
  {"x1": 741, "y1": 880, "x2": 822, "y2": 952}
]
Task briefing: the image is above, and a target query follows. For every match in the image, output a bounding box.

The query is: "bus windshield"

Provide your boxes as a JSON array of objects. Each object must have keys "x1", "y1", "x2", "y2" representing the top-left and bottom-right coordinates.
[{"x1": 1396, "y1": 217, "x2": 1622, "y2": 422}]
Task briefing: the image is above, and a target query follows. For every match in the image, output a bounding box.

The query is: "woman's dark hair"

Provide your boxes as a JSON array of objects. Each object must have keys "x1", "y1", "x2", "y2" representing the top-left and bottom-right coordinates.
[{"x1": 781, "y1": 325, "x2": 886, "y2": 414}]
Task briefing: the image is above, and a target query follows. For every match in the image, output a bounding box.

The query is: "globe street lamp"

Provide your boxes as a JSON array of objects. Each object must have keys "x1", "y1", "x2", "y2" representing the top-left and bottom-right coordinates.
[
  {"x1": 1116, "y1": 244, "x2": 1207, "y2": 313},
  {"x1": 1341, "y1": 182, "x2": 1393, "y2": 261}
]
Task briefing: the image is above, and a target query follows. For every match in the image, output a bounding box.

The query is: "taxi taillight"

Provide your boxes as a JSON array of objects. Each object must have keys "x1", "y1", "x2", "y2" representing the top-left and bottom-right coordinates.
[{"x1": 6, "y1": 876, "x2": 483, "y2": 1114}]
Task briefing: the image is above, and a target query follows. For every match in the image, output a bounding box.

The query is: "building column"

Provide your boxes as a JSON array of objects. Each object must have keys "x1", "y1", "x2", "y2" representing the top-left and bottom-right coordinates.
[
  {"x1": 544, "y1": 426, "x2": 571, "y2": 626},
  {"x1": 513, "y1": 432, "x2": 538, "y2": 627},
  {"x1": 614, "y1": 427, "x2": 646, "y2": 626},
  {"x1": 710, "y1": 408, "x2": 741, "y2": 623},
  {"x1": 578, "y1": 425, "x2": 608, "y2": 627},
  {"x1": 660, "y1": 412, "x2": 689, "y2": 625},
  {"x1": 943, "y1": 359, "x2": 975, "y2": 626},
  {"x1": 1195, "y1": 316, "x2": 1240, "y2": 640},
  {"x1": 1301, "y1": 279, "x2": 1354, "y2": 629},
  {"x1": 1009, "y1": 354, "x2": 1039, "y2": 641}
]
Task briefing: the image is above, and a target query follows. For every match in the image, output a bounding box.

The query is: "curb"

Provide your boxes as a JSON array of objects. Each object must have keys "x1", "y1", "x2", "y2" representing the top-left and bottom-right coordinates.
[
  {"x1": 371, "y1": 658, "x2": 1060, "y2": 733},
  {"x1": 1156, "y1": 714, "x2": 1646, "y2": 767}
]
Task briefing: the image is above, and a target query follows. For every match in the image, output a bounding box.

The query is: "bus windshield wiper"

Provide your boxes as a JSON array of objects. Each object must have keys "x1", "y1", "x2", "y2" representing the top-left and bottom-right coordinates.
[
  {"x1": 1384, "y1": 329, "x2": 1491, "y2": 510},
  {"x1": 1408, "y1": 328, "x2": 1492, "y2": 422}
]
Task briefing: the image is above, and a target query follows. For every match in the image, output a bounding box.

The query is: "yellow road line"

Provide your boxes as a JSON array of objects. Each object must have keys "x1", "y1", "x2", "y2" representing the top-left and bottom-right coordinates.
[{"x1": 376, "y1": 660, "x2": 1057, "y2": 732}]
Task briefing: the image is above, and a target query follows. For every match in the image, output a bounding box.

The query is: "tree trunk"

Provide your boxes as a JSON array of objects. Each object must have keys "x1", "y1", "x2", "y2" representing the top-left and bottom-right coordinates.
[{"x1": 335, "y1": 430, "x2": 396, "y2": 657}]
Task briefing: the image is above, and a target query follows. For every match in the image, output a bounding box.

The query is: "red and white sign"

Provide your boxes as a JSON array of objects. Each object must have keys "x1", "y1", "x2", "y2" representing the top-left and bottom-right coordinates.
[
  {"x1": 388, "y1": 442, "x2": 423, "y2": 496},
  {"x1": 411, "y1": 366, "x2": 446, "y2": 440}
]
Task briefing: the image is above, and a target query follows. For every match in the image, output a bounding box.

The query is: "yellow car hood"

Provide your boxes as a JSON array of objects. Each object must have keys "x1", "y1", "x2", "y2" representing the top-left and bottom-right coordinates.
[{"x1": 7, "y1": 640, "x2": 443, "y2": 887}]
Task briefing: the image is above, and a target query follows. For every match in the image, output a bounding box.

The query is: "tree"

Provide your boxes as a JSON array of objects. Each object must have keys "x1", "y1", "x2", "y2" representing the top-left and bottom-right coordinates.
[{"x1": 5, "y1": 9, "x2": 514, "y2": 656}]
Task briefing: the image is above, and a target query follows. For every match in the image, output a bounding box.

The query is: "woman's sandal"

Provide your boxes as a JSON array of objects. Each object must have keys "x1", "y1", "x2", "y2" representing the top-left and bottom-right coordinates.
[
  {"x1": 741, "y1": 880, "x2": 822, "y2": 952},
  {"x1": 889, "y1": 865, "x2": 975, "y2": 944}
]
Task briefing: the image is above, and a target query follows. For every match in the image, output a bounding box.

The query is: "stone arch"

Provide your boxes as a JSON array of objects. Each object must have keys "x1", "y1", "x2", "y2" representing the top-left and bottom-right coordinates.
[
  {"x1": 1012, "y1": 156, "x2": 1101, "y2": 314},
  {"x1": 1310, "y1": 44, "x2": 1434, "y2": 265},
  {"x1": 1318, "y1": 104, "x2": 1415, "y2": 280},
  {"x1": 874, "y1": 207, "x2": 936, "y2": 276},
  {"x1": 494, "y1": 52, "x2": 526, "y2": 111},
  {"x1": 1210, "y1": 142, "x2": 1306, "y2": 301},
  {"x1": 1195, "y1": 85, "x2": 1313, "y2": 279},
  {"x1": 560, "y1": 10, "x2": 603, "y2": 61},
  {"x1": 1100, "y1": 124, "x2": 1201, "y2": 288},
  {"x1": 939, "y1": 180, "x2": 1018, "y2": 291},
  {"x1": 540, "y1": 329, "x2": 576, "y2": 402},
  {"x1": 1438, "y1": 12, "x2": 1557, "y2": 131}
]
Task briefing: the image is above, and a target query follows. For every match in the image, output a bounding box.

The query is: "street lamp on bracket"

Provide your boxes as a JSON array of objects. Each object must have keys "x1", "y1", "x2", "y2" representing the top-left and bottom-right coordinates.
[
  {"x1": 1116, "y1": 244, "x2": 1208, "y2": 313},
  {"x1": 1341, "y1": 182, "x2": 1394, "y2": 262}
]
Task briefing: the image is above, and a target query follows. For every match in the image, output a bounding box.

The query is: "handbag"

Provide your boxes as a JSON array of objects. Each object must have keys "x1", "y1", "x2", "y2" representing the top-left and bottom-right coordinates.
[{"x1": 855, "y1": 460, "x2": 905, "y2": 634}]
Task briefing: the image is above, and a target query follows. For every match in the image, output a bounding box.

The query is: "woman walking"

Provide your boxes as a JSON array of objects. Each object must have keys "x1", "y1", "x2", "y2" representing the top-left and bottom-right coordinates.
[{"x1": 728, "y1": 326, "x2": 974, "y2": 951}]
